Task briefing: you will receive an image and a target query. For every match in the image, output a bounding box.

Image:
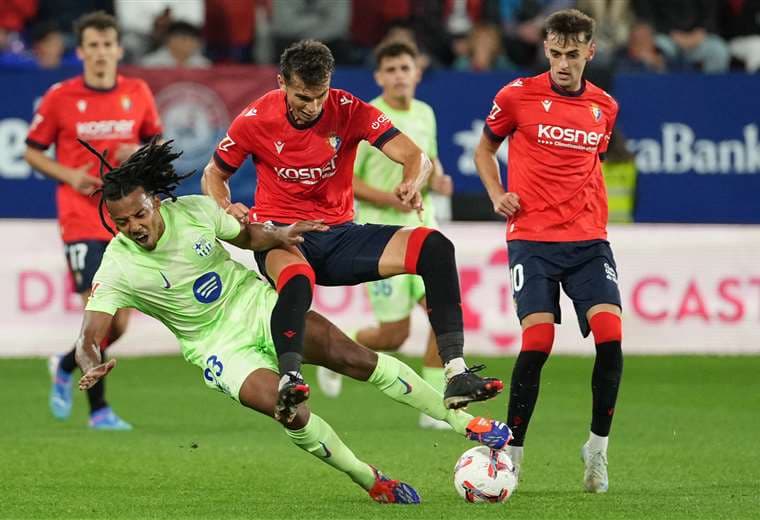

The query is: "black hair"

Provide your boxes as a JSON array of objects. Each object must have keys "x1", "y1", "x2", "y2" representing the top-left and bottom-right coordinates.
[
  {"x1": 374, "y1": 40, "x2": 418, "y2": 70},
  {"x1": 74, "y1": 11, "x2": 120, "y2": 46},
  {"x1": 79, "y1": 138, "x2": 193, "y2": 236},
  {"x1": 30, "y1": 21, "x2": 62, "y2": 44},
  {"x1": 166, "y1": 21, "x2": 202, "y2": 39},
  {"x1": 280, "y1": 39, "x2": 335, "y2": 86},
  {"x1": 543, "y1": 9, "x2": 595, "y2": 46}
]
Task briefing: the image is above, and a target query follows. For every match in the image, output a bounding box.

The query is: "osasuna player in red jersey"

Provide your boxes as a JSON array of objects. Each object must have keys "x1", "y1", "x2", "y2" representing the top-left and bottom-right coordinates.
[
  {"x1": 474, "y1": 10, "x2": 623, "y2": 493},
  {"x1": 203, "y1": 40, "x2": 505, "y2": 426},
  {"x1": 24, "y1": 11, "x2": 162, "y2": 430}
]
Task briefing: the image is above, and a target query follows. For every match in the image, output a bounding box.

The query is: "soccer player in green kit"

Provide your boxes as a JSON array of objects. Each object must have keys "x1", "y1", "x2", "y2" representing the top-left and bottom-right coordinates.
[
  {"x1": 73, "y1": 140, "x2": 511, "y2": 504},
  {"x1": 317, "y1": 41, "x2": 454, "y2": 431}
]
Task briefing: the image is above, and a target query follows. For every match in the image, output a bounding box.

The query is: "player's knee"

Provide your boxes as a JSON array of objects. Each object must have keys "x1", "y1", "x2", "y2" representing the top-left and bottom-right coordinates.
[
  {"x1": 421, "y1": 230, "x2": 454, "y2": 258},
  {"x1": 276, "y1": 263, "x2": 315, "y2": 293},
  {"x1": 405, "y1": 229, "x2": 454, "y2": 274},
  {"x1": 521, "y1": 323, "x2": 555, "y2": 354},
  {"x1": 589, "y1": 312, "x2": 622, "y2": 344}
]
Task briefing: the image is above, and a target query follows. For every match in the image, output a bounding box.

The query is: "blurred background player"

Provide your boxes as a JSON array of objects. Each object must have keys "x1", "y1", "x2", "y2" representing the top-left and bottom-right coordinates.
[
  {"x1": 24, "y1": 11, "x2": 162, "y2": 430},
  {"x1": 202, "y1": 39, "x2": 503, "y2": 422},
  {"x1": 474, "y1": 9, "x2": 623, "y2": 493},
  {"x1": 75, "y1": 140, "x2": 511, "y2": 504},
  {"x1": 315, "y1": 41, "x2": 455, "y2": 431}
]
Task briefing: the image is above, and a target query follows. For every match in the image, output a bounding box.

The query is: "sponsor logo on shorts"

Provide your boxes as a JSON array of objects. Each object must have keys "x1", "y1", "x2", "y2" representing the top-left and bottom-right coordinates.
[
  {"x1": 193, "y1": 272, "x2": 222, "y2": 303},
  {"x1": 604, "y1": 262, "x2": 618, "y2": 284}
]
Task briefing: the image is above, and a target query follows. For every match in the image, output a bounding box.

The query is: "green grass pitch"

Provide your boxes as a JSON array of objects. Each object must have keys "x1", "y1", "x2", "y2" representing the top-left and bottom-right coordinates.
[{"x1": 2, "y1": 355, "x2": 758, "y2": 519}]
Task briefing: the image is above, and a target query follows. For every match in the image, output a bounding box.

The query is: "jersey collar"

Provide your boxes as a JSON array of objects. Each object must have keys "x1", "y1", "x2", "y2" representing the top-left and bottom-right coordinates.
[
  {"x1": 82, "y1": 74, "x2": 120, "y2": 93},
  {"x1": 548, "y1": 73, "x2": 586, "y2": 97}
]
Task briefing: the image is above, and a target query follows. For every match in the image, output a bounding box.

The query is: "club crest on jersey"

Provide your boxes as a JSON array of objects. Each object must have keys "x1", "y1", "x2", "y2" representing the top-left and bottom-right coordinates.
[
  {"x1": 327, "y1": 134, "x2": 342, "y2": 152},
  {"x1": 590, "y1": 104, "x2": 602, "y2": 121},
  {"x1": 76, "y1": 100, "x2": 87, "y2": 113},
  {"x1": 121, "y1": 95, "x2": 132, "y2": 111},
  {"x1": 193, "y1": 236, "x2": 214, "y2": 257}
]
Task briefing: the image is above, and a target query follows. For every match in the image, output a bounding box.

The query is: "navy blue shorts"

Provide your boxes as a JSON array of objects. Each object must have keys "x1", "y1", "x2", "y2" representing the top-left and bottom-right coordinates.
[
  {"x1": 254, "y1": 222, "x2": 401, "y2": 287},
  {"x1": 63, "y1": 240, "x2": 109, "y2": 294},
  {"x1": 507, "y1": 239, "x2": 621, "y2": 337}
]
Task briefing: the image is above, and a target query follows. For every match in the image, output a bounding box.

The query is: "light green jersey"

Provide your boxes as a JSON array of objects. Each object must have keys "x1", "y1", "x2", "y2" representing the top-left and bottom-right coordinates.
[
  {"x1": 354, "y1": 97, "x2": 438, "y2": 227},
  {"x1": 86, "y1": 195, "x2": 272, "y2": 368}
]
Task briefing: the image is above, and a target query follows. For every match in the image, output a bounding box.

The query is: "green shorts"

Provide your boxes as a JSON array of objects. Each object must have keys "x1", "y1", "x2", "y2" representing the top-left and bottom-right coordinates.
[
  {"x1": 365, "y1": 274, "x2": 426, "y2": 323},
  {"x1": 180, "y1": 279, "x2": 279, "y2": 401}
]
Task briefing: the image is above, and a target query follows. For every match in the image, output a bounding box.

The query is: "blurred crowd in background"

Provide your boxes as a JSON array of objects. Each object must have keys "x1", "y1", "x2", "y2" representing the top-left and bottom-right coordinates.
[{"x1": 1, "y1": 0, "x2": 759, "y2": 80}]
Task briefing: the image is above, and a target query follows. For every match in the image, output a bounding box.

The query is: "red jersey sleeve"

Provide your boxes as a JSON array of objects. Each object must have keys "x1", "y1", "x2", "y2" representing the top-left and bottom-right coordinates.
[
  {"x1": 347, "y1": 94, "x2": 399, "y2": 148},
  {"x1": 25, "y1": 84, "x2": 60, "y2": 150},
  {"x1": 598, "y1": 97, "x2": 619, "y2": 154},
  {"x1": 137, "y1": 80, "x2": 162, "y2": 141},
  {"x1": 213, "y1": 108, "x2": 255, "y2": 173},
  {"x1": 484, "y1": 81, "x2": 521, "y2": 143}
]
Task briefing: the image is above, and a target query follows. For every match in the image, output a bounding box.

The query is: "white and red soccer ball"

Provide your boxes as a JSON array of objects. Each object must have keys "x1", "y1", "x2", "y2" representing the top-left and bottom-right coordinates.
[{"x1": 453, "y1": 446, "x2": 517, "y2": 503}]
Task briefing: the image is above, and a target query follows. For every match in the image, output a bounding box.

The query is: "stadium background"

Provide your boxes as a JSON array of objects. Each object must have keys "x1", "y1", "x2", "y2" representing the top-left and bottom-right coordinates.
[{"x1": 1, "y1": 2, "x2": 759, "y2": 518}]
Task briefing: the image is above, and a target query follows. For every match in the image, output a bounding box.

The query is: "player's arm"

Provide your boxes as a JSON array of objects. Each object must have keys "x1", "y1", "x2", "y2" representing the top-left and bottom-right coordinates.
[
  {"x1": 353, "y1": 177, "x2": 412, "y2": 212},
  {"x1": 202, "y1": 158, "x2": 237, "y2": 210},
  {"x1": 75, "y1": 310, "x2": 117, "y2": 390},
  {"x1": 378, "y1": 133, "x2": 432, "y2": 210},
  {"x1": 474, "y1": 133, "x2": 520, "y2": 218},
  {"x1": 428, "y1": 157, "x2": 453, "y2": 196},
  {"x1": 224, "y1": 220, "x2": 329, "y2": 251},
  {"x1": 24, "y1": 147, "x2": 102, "y2": 196}
]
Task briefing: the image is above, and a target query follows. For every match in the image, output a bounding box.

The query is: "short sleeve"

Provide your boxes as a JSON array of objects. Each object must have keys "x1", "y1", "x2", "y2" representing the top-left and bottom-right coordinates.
[
  {"x1": 137, "y1": 80, "x2": 163, "y2": 141},
  {"x1": 25, "y1": 85, "x2": 60, "y2": 150},
  {"x1": 599, "y1": 97, "x2": 619, "y2": 154},
  {"x1": 194, "y1": 195, "x2": 242, "y2": 240},
  {"x1": 483, "y1": 82, "x2": 520, "y2": 143},
  {"x1": 353, "y1": 140, "x2": 371, "y2": 180},
  {"x1": 85, "y1": 253, "x2": 133, "y2": 315},
  {"x1": 348, "y1": 94, "x2": 399, "y2": 149},
  {"x1": 213, "y1": 107, "x2": 256, "y2": 174}
]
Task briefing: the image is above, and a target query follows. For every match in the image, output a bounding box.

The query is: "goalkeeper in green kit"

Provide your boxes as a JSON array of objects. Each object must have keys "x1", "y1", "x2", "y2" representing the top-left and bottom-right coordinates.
[{"x1": 73, "y1": 139, "x2": 511, "y2": 504}]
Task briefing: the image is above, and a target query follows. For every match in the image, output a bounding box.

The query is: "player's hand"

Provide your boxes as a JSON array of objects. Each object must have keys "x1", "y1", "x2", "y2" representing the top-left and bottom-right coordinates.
[
  {"x1": 114, "y1": 143, "x2": 140, "y2": 163},
  {"x1": 383, "y1": 192, "x2": 413, "y2": 213},
  {"x1": 394, "y1": 181, "x2": 423, "y2": 211},
  {"x1": 430, "y1": 174, "x2": 453, "y2": 196},
  {"x1": 69, "y1": 163, "x2": 102, "y2": 195},
  {"x1": 78, "y1": 359, "x2": 117, "y2": 390},
  {"x1": 225, "y1": 202, "x2": 251, "y2": 223},
  {"x1": 280, "y1": 220, "x2": 329, "y2": 245},
  {"x1": 494, "y1": 192, "x2": 520, "y2": 218}
]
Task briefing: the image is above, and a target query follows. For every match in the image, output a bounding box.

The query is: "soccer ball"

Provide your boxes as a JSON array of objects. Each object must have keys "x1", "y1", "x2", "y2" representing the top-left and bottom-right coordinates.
[{"x1": 453, "y1": 446, "x2": 517, "y2": 503}]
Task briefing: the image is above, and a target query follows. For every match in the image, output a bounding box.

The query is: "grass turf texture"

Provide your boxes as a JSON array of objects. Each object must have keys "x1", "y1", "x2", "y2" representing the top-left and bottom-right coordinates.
[{"x1": 1, "y1": 355, "x2": 758, "y2": 519}]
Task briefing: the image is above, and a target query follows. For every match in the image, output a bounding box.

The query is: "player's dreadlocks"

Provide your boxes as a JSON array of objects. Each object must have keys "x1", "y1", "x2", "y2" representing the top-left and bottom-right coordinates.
[{"x1": 78, "y1": 138, "x2": 193, "y2": 236}]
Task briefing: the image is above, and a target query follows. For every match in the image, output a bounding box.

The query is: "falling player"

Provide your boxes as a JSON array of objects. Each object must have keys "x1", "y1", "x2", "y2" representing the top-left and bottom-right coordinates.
[
  {"x1": 202, "y1": 39, "x2": 502, "y2": 422},
  {"x1": 75, "y1": 139, "x2": 512, "y2": 504},
  {"x1": 24, "y1": 11, "x2": 162, "y2": 430},
  {"x1": 474, "y1": 9, "x2": 623, "y2": 493}
]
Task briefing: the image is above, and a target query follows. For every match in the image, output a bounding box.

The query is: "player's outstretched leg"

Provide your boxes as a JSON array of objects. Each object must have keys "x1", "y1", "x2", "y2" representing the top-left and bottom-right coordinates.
[
  {"x1": 239, "y1": 368, "x2": 420, "y2": 504},
  {"x1": 505, "y1": 319, "x2": 554, "y2": 481},
  {"x1": 268, "y1": 260, "x2": 316, "y2": 418},
  {"x1": 303, "y1": 311, "x2": 512, "y2": 450},
  {"x1": 394, "y1": 228, "x2": 504, "y2": 408},
  {"x1": 582, "y1": 309, "x2": 623, "y2": 493}
]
